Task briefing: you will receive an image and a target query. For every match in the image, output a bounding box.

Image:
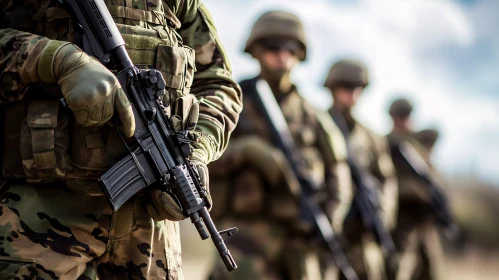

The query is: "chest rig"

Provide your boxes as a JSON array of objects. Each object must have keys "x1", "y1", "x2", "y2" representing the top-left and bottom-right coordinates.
[{"x1": 3, "y1": 0, "x2": 196, "y2": 186}]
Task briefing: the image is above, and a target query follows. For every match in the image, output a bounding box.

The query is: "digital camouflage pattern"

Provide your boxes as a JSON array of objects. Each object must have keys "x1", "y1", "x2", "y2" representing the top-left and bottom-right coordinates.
[
  {"x1": 387, "y1": 130, "x2": 445, "y2": 280},
  {"x1": 331, "y1": 110, "x2": 398, "y2": 280},
  {"x1": 208, "y1": 77, "x2": 353, "y2": 280},
  {"x1": 0, "y1": 0, "x2": 242, "y2": 279}
]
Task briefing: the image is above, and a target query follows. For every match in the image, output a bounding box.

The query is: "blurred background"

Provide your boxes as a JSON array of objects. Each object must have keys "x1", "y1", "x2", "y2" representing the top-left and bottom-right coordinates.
[{"x1": 181, "y1": 0, "x2": 499, "y2": 279}]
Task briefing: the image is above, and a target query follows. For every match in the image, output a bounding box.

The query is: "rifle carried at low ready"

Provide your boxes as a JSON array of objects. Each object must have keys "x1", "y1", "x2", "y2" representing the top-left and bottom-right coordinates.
[
  {"x1": 60, "y1": 0, "x2": 237, "y2": 271},
  {"x1": 390, "y1": 141, "x2": 460, "y2": 240},
  {"x1": 331, "y1": 111, "x2": 396, "y2": 258},
  {"x1": 253, "y1": 80, "x2": 358, "y2": 280}
]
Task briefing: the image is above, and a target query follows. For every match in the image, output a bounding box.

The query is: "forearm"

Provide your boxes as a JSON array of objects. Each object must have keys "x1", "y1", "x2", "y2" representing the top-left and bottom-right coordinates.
[
  {"x1": 177, "y1": 2, "x2": 242, "y2": 163},
  {"x1": 0, "y1": 29, "x2": 52, "y2": 102}
]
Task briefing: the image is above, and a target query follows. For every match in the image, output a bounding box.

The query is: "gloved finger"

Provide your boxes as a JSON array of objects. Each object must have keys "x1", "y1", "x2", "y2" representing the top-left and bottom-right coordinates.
[
  {"x1": 171, "y1": 115, "x2": 183, "y2": 133},
  {"x1": 186, "y1": 101, "x2": 199, "y2": 131},
  {"x1": 73, "y1": 108, "x2": 94, "y2": 126},
  {"x1": 194, "y1": 163, "x2": 209, "y2": 189},
  {"x1": 174, "y1": 95, "x2": 198, "y2": 130},
  {"x1": 88, "y1": 105, "x2": 103, "y2": 124},
  {"x1": 114, "y1": 88, "x2": 135, "y2": 137},
  {"x1": 195, "y1": 163, "x2": 212, "y2": 210},
  {"x1": 100, "y1": 100, "x2": 113, "y2": 125},
  {"x1": 148, "y1": 190, "x2": 186, "y2": 221}
]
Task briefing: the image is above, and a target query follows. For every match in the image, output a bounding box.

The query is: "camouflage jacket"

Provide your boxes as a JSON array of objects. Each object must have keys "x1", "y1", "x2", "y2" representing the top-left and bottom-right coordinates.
[
  {"x1": 333, "y1": 110, "x2": 398, "y2": 238},
  {"x1": 210, "y1": 77, "x2": 352, "y2": 248},
  {"x1": 0, "y1": 0, "x2": 242, "y2": 180},
  {"x1": 387, "y1": 130, "x2": 436, "y2": 218}
]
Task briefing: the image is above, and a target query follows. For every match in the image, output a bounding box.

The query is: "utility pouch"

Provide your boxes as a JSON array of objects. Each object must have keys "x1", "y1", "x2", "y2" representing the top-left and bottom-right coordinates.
[{"x1": 20, "y1": 100, "x2": 70, "y2": 181}]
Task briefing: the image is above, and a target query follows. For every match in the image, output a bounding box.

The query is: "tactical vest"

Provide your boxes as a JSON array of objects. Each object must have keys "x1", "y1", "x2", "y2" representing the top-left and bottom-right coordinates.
[
  {"x1": 3, "y1": 0, "x2": 196, "y2": 192},
  {"x1": 221, "y1": 78, "x2": 336, "y2": 221}
]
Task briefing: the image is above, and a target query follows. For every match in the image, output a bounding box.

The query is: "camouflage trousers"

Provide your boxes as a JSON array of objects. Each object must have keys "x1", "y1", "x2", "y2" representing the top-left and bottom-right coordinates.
[
  {"x1": 208, "y1": 220, "x2": 338, "y2": 280},
  {"x1": 0, "y1": 182, "x2": 183, "y2": 280},
  {"x1": 390, "y1": 219, "x2": 444, "y2": 280},
  {"x1": 340, "y1": 234, "x2": 386, "y2": 280}
]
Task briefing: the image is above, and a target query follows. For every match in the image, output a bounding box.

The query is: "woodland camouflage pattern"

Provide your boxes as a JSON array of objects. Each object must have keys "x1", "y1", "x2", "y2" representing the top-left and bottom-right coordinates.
[
  {"x1": 0, "y1": 0, "x2": 242, "y2": 279},
  {"x1": 208, "y1": 79, "x2": 353, "y2": 280}
]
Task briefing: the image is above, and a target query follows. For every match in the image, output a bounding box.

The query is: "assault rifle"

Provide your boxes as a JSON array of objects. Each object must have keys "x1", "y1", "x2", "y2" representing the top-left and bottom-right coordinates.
[
  {"x1": 60, "y1": 0, "x2": 237, "y2": 271},
  {"x1": 331, "y1": 111, "x2": 396, "y2": 257},
  {"x1": 390, "y1": 141, "x2": 460, "y2": 241},
  {"x1": 252, "y1": 79, "x2": 358, "y2": 280}
]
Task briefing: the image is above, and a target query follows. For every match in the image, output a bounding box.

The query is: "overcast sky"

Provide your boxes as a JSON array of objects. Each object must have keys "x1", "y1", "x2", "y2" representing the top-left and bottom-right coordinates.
[{"x1": 203, "y1": 0, "x2": 499, "y2": 184}]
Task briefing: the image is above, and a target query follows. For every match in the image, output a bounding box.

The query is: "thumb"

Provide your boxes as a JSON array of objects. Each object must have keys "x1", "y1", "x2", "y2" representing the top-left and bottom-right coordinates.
[{"x1": 114, "y1": 87, "x2": 135, "y2": 137}]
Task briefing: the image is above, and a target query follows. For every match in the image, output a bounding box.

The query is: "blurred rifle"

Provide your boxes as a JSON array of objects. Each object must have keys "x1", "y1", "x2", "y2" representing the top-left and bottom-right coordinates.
[
  {"x1": 390, "y1": 141, "x2": 460, "y2": 241},
  {"x1": 331, "y1": 111, "x2": 396, "y2": 258},
  {"x1": 250, "y1": 79, "x2": 358, "y2": 280}
]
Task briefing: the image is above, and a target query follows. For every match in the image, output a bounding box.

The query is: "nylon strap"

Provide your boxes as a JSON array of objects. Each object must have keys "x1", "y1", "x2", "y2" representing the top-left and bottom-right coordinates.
[
  {"x1": 107, "y1": 5, "x2": 165, "y2": 26},
  {"x1": 27, "y1": 100, "x2": 59, "y2": 169}
]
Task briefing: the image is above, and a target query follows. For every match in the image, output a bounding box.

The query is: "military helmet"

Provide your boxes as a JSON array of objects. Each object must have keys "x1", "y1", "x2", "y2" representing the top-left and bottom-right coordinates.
[
  {"x1": 389, "y1": 98, "x2": 413, "y2": 118},
  {"x1": 244, "y1": 11, "x2": 307, "y2": 61},
  {"x1": 415, "y1": 129, "x2": 440, "y2": 150},
  {"x1": 324, "y1": 59, "x2": 369, "y2": 89}
]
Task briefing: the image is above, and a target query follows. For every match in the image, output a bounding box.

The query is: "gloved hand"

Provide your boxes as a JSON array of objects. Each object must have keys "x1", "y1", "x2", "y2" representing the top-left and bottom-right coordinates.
[
  {"x1": 38, "y1": 41, "x2": 135, "y2": 137},
  {"x1": 147, "y1": 93, "x2": 212, "y2": 221},
  {"x1": 146, "y1": 147, "x2": 210, "y2": 222}
]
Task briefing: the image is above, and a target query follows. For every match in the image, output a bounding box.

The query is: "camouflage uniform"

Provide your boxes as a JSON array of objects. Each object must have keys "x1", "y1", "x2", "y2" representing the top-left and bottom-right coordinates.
[
  {"x1": 0, "y1": 1, "x2": 241, "y2": 279},
  {"x1": 387, "y1": 100, "x2": 444, "y2": 280},
  {"x1": 325, "y1": 60, "x2": 398, "y2": 280},
  {"x1": 209, "y1": 11, "x2": 352, "y2": 280}
]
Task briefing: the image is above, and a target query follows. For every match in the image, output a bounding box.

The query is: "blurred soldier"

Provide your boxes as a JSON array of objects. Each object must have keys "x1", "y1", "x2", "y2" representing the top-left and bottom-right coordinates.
[
  {"x1": 208, "y1": 11, "x2": 353, "y2": 280},
  {"x1": 0, "y1": 1, "x2": 242, "y2": 279},
  {"x1": 415, "y1": 129, "x2": 439, "y2": 153},
  {"x1": 387, "y1": 99, "x2": 446, "y2": 280},
  {"x1": 324, "y1": 60, "x2": 398, "y2": 280}
]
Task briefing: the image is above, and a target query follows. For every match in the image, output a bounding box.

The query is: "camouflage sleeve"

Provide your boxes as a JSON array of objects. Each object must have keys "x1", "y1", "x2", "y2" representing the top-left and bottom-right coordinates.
[
  {"x1": 315, "y1": 110, "x2": 353, "y2": 233},
  {"x1": 372, "y1": 133, "x2": 399, "y2": 230},
  {"x1": 0, "y1": 29, "x2": 51, "y2": 103},
  {"x1": 175, "y1": 1, "x2": 242, "y2": 163}
]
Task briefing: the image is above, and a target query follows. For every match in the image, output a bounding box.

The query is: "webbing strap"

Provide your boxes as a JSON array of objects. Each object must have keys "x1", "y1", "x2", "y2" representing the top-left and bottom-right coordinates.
[
  {"x1": 27, "y1": 100, "x2": 59, "y2": 169},
  {"x1": 107, "y1": 5, "x2": 165, "y2": 26}
]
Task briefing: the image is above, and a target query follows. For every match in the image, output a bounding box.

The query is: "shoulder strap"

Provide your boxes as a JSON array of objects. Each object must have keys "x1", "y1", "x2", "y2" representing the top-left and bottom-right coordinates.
[{"x1": 315, "y1": 110, "x2": 348, "y2": 162}]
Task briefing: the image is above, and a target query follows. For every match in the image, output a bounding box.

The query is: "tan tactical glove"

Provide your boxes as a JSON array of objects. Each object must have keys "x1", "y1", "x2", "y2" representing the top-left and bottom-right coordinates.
[
  {"x1": 38, "y1": 40, "x2": 135, "y2": 137},
  {"x1": 147, "y1": 94, "x2": 213, "y2": 221}
]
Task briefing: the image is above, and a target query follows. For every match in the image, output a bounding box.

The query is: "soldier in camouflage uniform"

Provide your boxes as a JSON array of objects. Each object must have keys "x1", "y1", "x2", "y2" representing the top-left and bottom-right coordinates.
[
  {"x1": 324, "y1": 60, "x2": 398, "y2": 280},
  {"x1": 0, "y1": 0, "x2": 242, "y2": 279},
  {"x1": 208, "y1": 11, "x2": 353, "y2": 280},
  {"x1": 387, "y1": 99, "x2": 445, "y2": 280}
]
